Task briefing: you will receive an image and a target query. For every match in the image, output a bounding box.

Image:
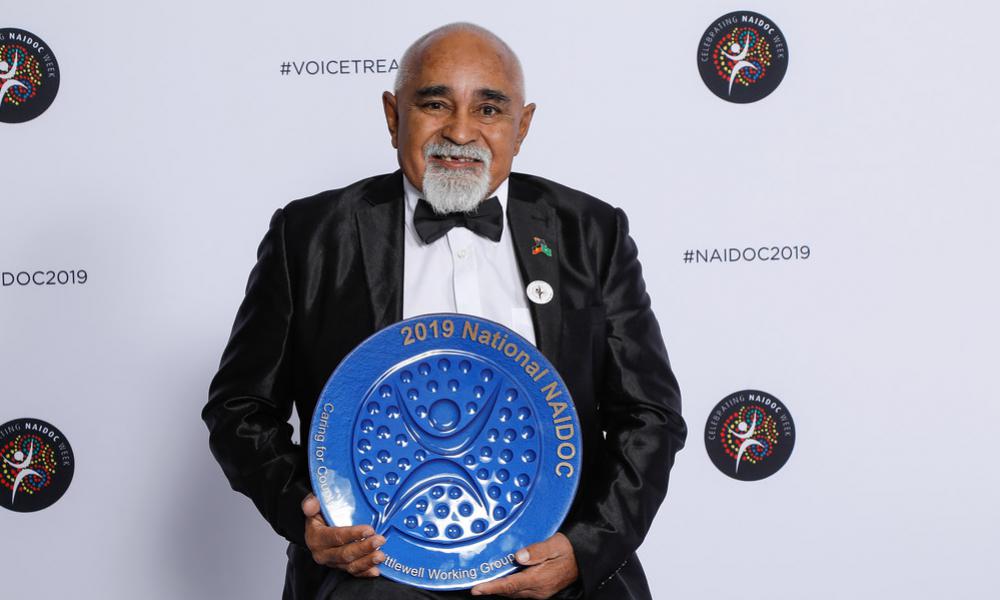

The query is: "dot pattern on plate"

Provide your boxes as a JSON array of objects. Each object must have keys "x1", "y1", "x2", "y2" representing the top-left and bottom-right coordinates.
[{"x1": 352, "y1": 353, "x2": 542, "y2": 545}]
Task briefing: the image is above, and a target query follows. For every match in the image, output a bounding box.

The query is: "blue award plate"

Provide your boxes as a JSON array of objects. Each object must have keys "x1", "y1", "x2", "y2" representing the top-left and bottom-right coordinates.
[{"x1": 308, "y1": 314, "x2": 581, "y2": 590}]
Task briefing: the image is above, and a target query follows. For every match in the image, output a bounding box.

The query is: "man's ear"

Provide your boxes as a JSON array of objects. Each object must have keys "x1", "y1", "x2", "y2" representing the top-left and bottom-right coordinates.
[
  {"x1": 513, "y1": 103, "x2": 536, "y2": 155},
  {"x1": 382, "y1": 91, "x2": 399, "y2": 149}
]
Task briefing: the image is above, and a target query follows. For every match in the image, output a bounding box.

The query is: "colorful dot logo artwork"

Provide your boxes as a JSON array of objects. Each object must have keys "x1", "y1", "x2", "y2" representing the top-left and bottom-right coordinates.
[
  {"x1": 704, "y1": 390, "x2": 795, "y2": 481},
  {"x1": 711, "y1": 28, "x2": 772, "y2": 92},
  {"x1": 0, "y1": 44, "x2": 44, "y2": 108},
  {"x1": 719, "y1": 406, "x2": 778, "y2": 468},
  {"x1": 0, "y1": 418, "x2": 75, "y2": 512},
  {"x1": 0, "y1": 434, "x2": 58, "y2": 498},
  {"x1": 0, "y1": 28, "x2": 60, "y2": 123},
  {"x1": 697, "y1": 12, "x2": 789, "y2": 104}
]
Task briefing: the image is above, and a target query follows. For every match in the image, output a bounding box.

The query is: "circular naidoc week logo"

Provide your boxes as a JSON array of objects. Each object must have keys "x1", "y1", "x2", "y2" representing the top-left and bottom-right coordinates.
[
  {"x1": 0, "y1": 28, "x2": 60, "y2": 123},
  {"x1": 697, "y1": 11, "x2": 789, "y2": 103},
  {"x1": 704, "y1": 390, "x2": 795, "y2": 481},
  {"x1": 0, "y1": 418, "x2": 75, "y2": 512}
]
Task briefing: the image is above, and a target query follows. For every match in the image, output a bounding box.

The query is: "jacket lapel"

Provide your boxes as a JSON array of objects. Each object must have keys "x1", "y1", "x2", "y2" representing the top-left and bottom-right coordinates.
[
  {"x1": 356, "y1": 171, "x2": 404, "y2": 330},
  {"x1": 507, "y1": 175, "x2": 563, "y2": 366}
]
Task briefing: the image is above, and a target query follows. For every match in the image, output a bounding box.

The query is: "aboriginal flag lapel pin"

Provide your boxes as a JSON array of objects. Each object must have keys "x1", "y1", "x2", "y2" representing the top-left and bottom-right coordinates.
[{"x1": 532, "y1": 236, "x2": 552, "y2": 257}]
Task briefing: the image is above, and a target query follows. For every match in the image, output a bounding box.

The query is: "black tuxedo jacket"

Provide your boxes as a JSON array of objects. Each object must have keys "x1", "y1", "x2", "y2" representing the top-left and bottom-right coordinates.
[{"x1": 204, "y1": 171, "x2": 686, "y2": 600}]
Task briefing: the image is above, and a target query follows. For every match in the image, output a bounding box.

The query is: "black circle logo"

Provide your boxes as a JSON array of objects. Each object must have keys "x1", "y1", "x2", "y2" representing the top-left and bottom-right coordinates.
[
  {"x1": 704, "y1": 390, "x2": 795, "y2": 481},
  {"x1": 0, "y1": 418, "x2": 75, "y2": 512},
  {"x1": 697, "y1": 12, "x2": 789, "y2": 103},
  {"x1": 0, "y1": 28, "x2": 60, "y2": 123}
]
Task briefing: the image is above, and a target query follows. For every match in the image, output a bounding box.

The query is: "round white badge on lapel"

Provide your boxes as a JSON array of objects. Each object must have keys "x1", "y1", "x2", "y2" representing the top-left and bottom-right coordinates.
[{"x1": 526, "y1": 280, "x2": 554, "y2": 305}]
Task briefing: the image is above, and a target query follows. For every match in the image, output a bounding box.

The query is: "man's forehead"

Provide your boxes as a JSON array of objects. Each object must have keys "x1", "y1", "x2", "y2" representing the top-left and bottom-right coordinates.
[
  {"x1": 402, "y1": 30, "x2": 523, "y2": 98},
  {"x1": 415, "y1": 50, "x2": 511, "y2": 79}
]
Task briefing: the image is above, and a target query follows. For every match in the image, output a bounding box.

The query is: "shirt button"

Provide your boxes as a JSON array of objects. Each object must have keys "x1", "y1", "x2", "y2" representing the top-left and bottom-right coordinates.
[{"x1": 457, "y1": 249, "x2": 469, "y2": 259}]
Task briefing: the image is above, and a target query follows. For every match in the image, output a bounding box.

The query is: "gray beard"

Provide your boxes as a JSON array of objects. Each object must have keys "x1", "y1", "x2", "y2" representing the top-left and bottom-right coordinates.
[{"x1": 421, "y1": 143, "x2": 493, "y2": 214}]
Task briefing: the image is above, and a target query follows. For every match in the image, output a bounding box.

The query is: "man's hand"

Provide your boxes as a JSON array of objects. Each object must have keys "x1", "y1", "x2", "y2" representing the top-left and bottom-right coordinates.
[
  {"x1": 302, "y1": 493, "x2": 385, "y2": 577},
  {"x1": 470, "y1": 532, "x2": 578, "y2": 599}
]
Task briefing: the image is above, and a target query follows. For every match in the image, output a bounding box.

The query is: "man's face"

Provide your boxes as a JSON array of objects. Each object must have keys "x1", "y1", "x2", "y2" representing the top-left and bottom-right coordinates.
[{"x1": 383, "y1": 32, "x2": 535, "y2": 205}]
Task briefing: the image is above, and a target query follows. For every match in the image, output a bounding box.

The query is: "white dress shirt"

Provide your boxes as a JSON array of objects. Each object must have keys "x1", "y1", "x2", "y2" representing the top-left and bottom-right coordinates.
[{"x1": 402, "y1": 176, "x2": 537, "y2": 346}]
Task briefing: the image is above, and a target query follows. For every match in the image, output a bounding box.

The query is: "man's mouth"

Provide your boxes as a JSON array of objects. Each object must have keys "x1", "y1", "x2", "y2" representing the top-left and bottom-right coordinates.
[{"x1": 430, "y1": 154, "x2": 483, "y2": 168}]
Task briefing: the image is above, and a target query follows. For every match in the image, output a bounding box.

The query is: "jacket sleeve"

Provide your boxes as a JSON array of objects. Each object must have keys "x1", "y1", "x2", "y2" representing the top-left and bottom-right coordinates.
[
  {"x1": 202, "y1": 208, "x2": 312, "y2": 546},
  {"x1": 561, "y1": 208, "x2": 687, "y2": 595}
]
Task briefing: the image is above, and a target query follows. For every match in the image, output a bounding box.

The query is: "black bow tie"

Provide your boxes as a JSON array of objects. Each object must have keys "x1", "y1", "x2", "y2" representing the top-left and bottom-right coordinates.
[{"x1": 413, "y1": 197, "x2": 503, "y2": 244}]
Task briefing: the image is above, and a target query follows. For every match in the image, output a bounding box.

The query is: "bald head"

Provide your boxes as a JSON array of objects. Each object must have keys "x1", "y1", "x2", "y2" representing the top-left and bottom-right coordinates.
[{"x1": 394, "y1": 23, "x2": 525, "y2": 101}]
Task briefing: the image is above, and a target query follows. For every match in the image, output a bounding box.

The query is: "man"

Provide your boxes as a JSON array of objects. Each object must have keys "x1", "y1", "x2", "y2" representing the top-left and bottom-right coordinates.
[{"x1": 204, "y1": 23, "x2": 685, "y2": 600}]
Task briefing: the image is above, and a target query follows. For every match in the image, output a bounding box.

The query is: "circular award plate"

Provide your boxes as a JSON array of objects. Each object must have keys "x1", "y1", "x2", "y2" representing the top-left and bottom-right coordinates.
[{"x1": 308, "y1": 314, "x2": 581, "y2": 590}]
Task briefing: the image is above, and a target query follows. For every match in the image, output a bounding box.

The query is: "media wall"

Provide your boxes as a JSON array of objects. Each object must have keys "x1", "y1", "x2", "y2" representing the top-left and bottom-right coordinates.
[{"x1": 2, "y1": 1, "x2": 997, "y2": 598}]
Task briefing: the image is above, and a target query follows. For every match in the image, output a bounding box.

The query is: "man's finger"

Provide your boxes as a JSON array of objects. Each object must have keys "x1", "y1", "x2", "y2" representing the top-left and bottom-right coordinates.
[
  {"x1": 344, "y1": 548, "x2": 386, "y2": 576},
  {"x1": 471, "y1": 570, "x2": 538, "y2": 597},
  {"x1": 312, "y1": 535, "x2": 381, "y2": 568},
  {"x1": 514, "y1": 540, "x2": 557, "y2": 567},
  {"x1": 309, "y1": 523, "x2": 377, "y2": 547},
  {"x1": 336, "y1": 535, "x2": 385, "y2": 564},
  {"x1": 515, "y1": 532, "x2": 569, "y2": 566},
  {"x1": 355, "y1": 566, "x2": 381, "y2": 578},
  {"x1": 301, "y1": 493, "x2": 321, "y2": 517}
]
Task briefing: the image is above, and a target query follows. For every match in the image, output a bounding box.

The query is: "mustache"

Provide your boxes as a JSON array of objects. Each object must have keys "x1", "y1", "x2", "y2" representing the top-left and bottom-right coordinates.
[{"x1": 423, "y1": 142, "x2": 492, "y2": 163}]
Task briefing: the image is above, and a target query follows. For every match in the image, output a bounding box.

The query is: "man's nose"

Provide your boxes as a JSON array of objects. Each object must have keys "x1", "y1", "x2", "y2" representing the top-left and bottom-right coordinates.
[{"x1": 441, "y1": 110, "x2": 478, "y2": 145}]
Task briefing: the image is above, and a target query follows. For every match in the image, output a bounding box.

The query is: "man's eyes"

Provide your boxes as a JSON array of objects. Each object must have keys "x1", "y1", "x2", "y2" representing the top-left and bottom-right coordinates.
[{"x1": 418, "y1": 102, "x2": 502, "y2": 117}]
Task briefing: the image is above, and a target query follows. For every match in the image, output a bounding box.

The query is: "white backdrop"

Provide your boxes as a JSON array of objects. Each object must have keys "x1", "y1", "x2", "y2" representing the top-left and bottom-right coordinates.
[{"x1": 2, "y1": 1, "x2": 998, "y2": 598}]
